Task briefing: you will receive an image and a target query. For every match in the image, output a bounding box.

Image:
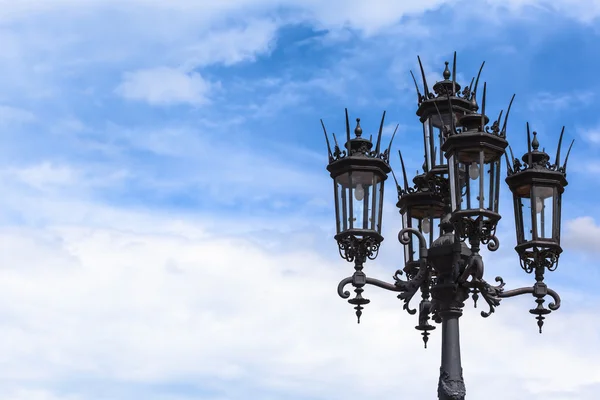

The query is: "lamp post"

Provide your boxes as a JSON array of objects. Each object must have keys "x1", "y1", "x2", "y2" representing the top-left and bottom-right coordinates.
[{"x1": 321, "y1": 53, "x2": 574, "y2": 400}]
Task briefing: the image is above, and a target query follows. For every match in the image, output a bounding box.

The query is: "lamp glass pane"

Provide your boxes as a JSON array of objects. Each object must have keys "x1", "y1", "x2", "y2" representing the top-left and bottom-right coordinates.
[{"x1": 533, "y1": 185, "x2": 555, "y2": 240}]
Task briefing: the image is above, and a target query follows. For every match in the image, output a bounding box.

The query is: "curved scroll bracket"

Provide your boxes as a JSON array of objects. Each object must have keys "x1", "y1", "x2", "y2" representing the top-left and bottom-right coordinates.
[
  {"x1": 498, "y1": 281, "x2": 561, "y2": 333},
  {"x1": 398, "y1": 228, "x2": 428, "y2": 259}
]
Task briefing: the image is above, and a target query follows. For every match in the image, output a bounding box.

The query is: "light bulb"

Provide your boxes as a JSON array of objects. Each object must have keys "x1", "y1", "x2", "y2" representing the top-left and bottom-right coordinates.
[
  {"x1": 422, "y1": 218, "x2": 431, "y2": 234},
  {"x1": 354, "y1": 184, "x2": 364, "y2": 201},
  {"x1": 468, "y1": 161, "x2": 479, "y2": 180},
  {"x1": 535, "y1": 197, "x2": 543, "y2": 214}
]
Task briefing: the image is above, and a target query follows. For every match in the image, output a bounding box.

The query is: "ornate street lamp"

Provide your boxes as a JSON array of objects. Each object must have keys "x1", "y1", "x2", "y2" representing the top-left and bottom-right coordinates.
[
  {"x1": 323, "y1": 109, "x2": 395, "y2": 321},
  {"x1": 321, "y1": 54, "x2": 573, "y2": 400}
]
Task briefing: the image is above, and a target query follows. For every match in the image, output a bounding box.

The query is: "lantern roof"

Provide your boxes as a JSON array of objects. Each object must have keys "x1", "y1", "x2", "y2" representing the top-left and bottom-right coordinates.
[
  {"x1": 393, "y1": 151, "x2": 447, "y2": 219},
  {"x1": 440, "y1": 82, "x2": 515, "y2": 156},
  {"x1": 413, "y1": 52, "x2": 487, "y2": 122},
  {"x1": 505, "y1": 123, "x2": 573, "y2": 191},
  {"x1": 323, "y1": 109, "x2": 394, "y2": 178}
]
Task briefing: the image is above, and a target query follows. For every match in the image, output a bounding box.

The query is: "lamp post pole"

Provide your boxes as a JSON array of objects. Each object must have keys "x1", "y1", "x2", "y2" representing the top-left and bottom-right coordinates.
[{"x1": 322, "y1": 52, "x2": 573, "y2": 399}]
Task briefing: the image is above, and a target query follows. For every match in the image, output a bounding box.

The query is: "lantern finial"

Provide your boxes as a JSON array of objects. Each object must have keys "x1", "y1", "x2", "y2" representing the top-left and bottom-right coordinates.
[
  {"x1": 443, "y1": 61, "x2": 451, "y2": 80},
  {"x1": 355, "y1": 118, "x2": 362, "y2": 138},
  {"x1": 532, "y1": 131, "x2": 539, "y2": 151}
]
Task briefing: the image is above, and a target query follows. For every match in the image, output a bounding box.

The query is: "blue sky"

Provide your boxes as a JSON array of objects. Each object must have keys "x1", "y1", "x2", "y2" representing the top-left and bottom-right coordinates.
[{"x1": 1, "y1": 1, "x2": 600, "y2": 399}]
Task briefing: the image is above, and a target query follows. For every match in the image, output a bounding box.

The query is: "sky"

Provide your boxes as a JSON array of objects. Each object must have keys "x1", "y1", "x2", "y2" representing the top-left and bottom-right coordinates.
[{"x1": 1, "y1": 0, "x2": 600, "y2": 399}]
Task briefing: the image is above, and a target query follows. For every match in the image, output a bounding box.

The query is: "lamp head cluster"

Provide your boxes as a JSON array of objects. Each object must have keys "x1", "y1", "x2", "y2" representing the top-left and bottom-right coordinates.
[{"x1": 323, "y1": 52, "x2": 572, "y2": 334}]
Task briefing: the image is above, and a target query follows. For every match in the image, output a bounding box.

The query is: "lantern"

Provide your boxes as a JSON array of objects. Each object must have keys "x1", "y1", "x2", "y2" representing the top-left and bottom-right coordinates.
[
  {"x1": 394, "y1": 152, "x2": 447, "y2": 275},
  {"x1": 413, "y1": 53, "x2": 483, "y2": 176},
  {"x1": 441, "y1": 84, "x2": 512, "y2": 243},
  {"x1": 323, "y1": 110, "x2": 393, "y2": 261},
  {"x1": 505, "y1": 125, "x2": 573, "y2": 271}
]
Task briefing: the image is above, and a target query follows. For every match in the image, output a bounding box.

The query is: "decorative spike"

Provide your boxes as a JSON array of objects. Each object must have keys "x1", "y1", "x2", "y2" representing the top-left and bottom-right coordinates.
[
  {"x1": 432, "y1": 101, "x2": 445, "y2": 129},
  {"x1": 563, "y1": 139, "x2": 575, "y2": 171},
  {"x1": 526, "y1": 123, "x2": 533, "y2": 166},
  {"x1": 391, "y1": 168, "x2": 400, "y2": 190},
  {"x1": 481, "y1": 82, "x2": 487, "y2": 130},
  {"x1": 386, "y1": 124, "x2": 399, "y2": 158},
  {"x1": 445, "y1": 94, "x2": 458, "y2": 136},
  {"x1": 422, "y1": 331, "x2": 430, "y2": 349},
  {"x1": 375, "y1": 110, "x2": 386, "y2": 153},
  {"x1": 332, "y1": 132, "x2": 339, "y2": 148},
  {"x1": 398, "y1": 150, "x2": 410, "y2": 190},
  {"x1": 345, "y1": 108, "x2": 351, "y2": 151},
  {"x1": 410, "y1": 70, "x2": 423, "y2": 103},
  {"x1": 417, "y1": 56, "x2": 430, "y2": 99},
  {"x1": 501, "y1": 94, "x2": 516, "y2": 136},
  {"x1": 496, "y1": 110, "x2": 504, "y2": 129},
  {"x1": 508, "y1": 144, "x2": 516, "y2": 164},
  {"x1": 555, "y1": 126, "x2": 565, "y2": 166},
  {"x1": 472, "y1": 61, "x2": 486, "y2": 100},
  {"x1": 370, "y1": 134, "x2": 372, "y2": 142},
  {"x1": 452, "y1": 51, "x2": 457, "y2": 95},
  {"x1": 321, "y1": 119, "x2": 333, "y2": 158},
  {"x1": 504, "y1": 151, "x2": 513, "y2": 174},
  {"x1": 354, "y1": 118, "x2": 362, "y2": 138},
  {"x1": 468, "y1": 76, "x2": 475, "y2": 92}
]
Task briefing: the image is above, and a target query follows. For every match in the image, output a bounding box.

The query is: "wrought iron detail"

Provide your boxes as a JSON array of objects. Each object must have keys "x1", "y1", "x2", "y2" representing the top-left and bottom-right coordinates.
[{"x1": 337, "y1": 235, "x2": 381, "y2": 263}]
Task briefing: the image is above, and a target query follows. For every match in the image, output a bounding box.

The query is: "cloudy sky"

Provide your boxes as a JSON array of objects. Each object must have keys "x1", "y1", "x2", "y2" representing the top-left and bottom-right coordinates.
[{"x1": 1, "y1": 0, "x2": 600, "y2": 399}]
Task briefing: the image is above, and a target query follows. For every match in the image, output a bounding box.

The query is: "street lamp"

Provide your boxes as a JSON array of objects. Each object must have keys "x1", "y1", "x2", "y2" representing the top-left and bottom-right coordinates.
[{"x1": 321, "y1": 53, "x2": 574, "y2": 400}]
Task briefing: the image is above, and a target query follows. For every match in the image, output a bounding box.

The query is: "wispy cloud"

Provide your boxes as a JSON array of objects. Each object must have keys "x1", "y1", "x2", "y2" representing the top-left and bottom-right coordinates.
[{"x1": 116, "y1": 68, "x2": 216, "y2": 106}]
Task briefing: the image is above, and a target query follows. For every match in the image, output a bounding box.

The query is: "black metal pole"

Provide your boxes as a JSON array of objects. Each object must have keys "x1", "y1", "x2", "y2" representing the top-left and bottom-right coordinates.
[{"x1": 437, "y1": 305, "x2": 466, "y2": 400}]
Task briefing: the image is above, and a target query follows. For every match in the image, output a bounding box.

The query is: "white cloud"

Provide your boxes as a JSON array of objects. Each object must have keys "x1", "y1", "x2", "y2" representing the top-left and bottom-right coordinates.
[
  {"x1": 116, "y1": 67, "x2": 214, "y2": 106},
  {"x1": 0, "y1": 202, "x2": 598, "y2": 399},
  {"x1": 0, "y1": 105, "x2": 35, "y2": 125},
  {"x1": 530, "y1": 90, "x2": 594, "y2": 111}
]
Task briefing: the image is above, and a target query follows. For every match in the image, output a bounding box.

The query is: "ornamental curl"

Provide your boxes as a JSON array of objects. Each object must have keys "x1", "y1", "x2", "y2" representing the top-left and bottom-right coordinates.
[{"x1": 337, "y1": 235, "x2": 381, "y2": 263}]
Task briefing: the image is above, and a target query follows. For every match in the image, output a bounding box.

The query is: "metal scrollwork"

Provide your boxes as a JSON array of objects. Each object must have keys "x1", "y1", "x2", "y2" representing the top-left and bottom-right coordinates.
[
  {"x1": 337, "y1": 235, "x2": 380, "y2": 263},
  {"x1": 469, "y1": 277, "x2": 506, "y2": 318}
]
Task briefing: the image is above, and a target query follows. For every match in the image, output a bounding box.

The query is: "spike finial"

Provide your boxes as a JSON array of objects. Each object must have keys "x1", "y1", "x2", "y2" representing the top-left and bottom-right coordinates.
[
  {"x1": 410, "y1": 70, "x2": 423, "y2": 103},
  {"x1": 386, "y1": 124, "x2": 399, "y2": 158},
  {"x1": 345, "y1": 108, "x2": 351, "y2": 151},
  {"x1": 472, "y1": 61, "x2": 485, "y2": 98},
  {"x1": 418, "y1": 56, "x2": 430, "y2": 99},
  {"x1": 451, "y1": 51, "x2": 457, "y2": 95},
  {"x1": 526, "y1": 123, "x2": 533, "y2": 166},
  {"x1": 375, "y1": 111, "x2": 386, "y2": 153},
  {"x1": 321, "y1": 119, "x2": 333, "y2": 159},
  {"x1": 501, "y1": 94, "x2": 516, "y2": 137},
  {"x1": 481, "y1": 82, "x2": 487, "y2": 130},
  {"x1": 555, "y1": 126, "x2": 565, "y2": 166},
  {"x1": 398, "y1": 150, "x2": 409, "y2": 190},
  {"x1": 562, "y1": 139, "x2": 574, "y2": 172}
]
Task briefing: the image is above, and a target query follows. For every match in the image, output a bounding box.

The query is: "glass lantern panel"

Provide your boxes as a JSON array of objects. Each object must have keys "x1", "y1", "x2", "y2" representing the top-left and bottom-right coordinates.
[
  {"x1": 448, "y1": 155, "x2": 458, "y2": 211},
  {"x1": 335, "y1": 173, "x2": 351, "y2": 233},
  {"x1": 487, "y1": 160, "x2": 501, "y2": 212},
  {"x1": 533, "y1": 185, "x2": 555, "y2": 240},
  {"x1": 554, "y1": 190, "x2": 562, "y2": 244},
  {"x1": 370, "y1": 175, "x2": 382, "y2": 232},
  {"x1": 462, "y1": 151, "x2": 485, "y2": 210},
  {"x1": 411, "y1": 215, "x2": 420, "y2": 262},
  {"x1": 349, "y1": 171, "x2": 374, "y2": 231},
  {"x1": 423, "y1": 118, "x2": 448, "y2": 172},
  {"x1": 520, "y1": 195, "x2": 533, "y2": 242}
]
